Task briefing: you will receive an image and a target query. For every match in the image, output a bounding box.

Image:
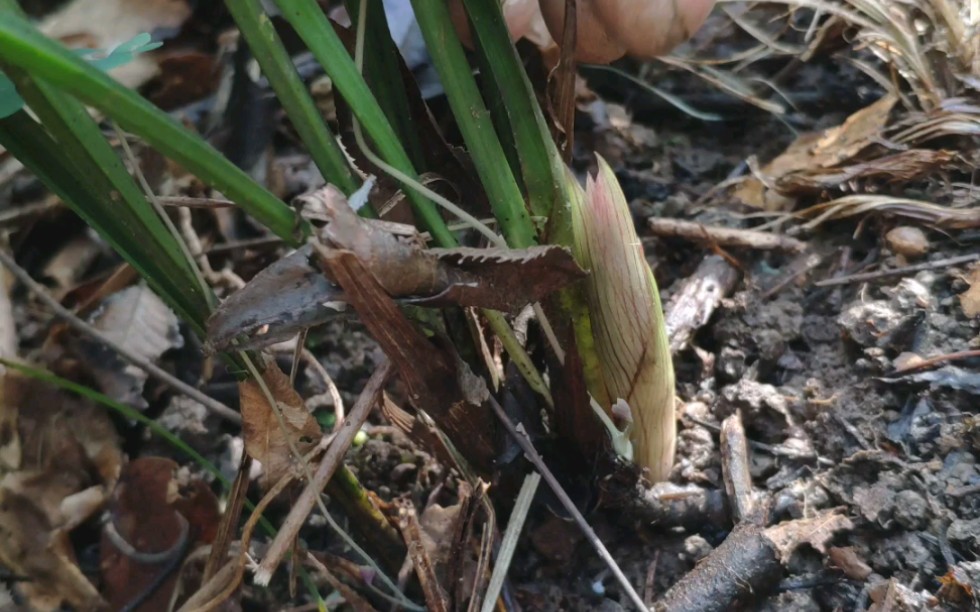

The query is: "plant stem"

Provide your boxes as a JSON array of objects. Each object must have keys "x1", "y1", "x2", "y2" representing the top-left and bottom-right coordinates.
[
  {"x1": 462, "y1": 0, "x2": 563, "y2": 219},
  {"x1": 345, "y1": 0, "x2": 429, "y2": 170},
  {"x1": 224, "y1": 0, "x2": 358, "y2": 195},
  {"x1": 0, "y1": 11, "x2": 303, "y2": 244},
  {"x1": 273, "y1": 0, "x2": 455, "y2": 247},
  {"x1": 410, "y1": 0, "x2": 537, "y2": 248}
]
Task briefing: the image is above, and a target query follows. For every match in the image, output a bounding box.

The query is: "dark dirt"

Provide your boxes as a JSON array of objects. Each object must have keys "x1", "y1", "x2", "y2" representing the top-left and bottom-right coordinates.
[
  {"x1": 484, "y1": 74, "x2": 980, "y2": 609},
  {"x1": 2, "y1": 5, "x2": 979, "y2": 611},
  {"x1": 275, "y1": 74, "x2": 979, "y2": 609}
]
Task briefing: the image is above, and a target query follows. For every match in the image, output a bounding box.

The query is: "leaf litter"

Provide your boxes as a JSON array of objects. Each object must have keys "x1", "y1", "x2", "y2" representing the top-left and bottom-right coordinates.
[{"x1": 3, "y1": 0, "x2": 980, "y2": 610}]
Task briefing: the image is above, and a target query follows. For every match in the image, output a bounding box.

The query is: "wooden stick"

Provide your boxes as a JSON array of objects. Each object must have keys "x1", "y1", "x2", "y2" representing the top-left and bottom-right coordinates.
[
  {"x1": 487, "y1": 394, "x2": 648, "y2": 612},
  {"x1": 664, "y1": 255, "x2": 740, "y2": 354},
  {"x1": 254, "y1": 358, "x2": 392, "y2": 585},
  {"x1": 815, "y1": 252, "x2": 980, "y2": 287},
  {"x1": 720, "y1": 412, "x2": 759, "y2": 525},
  {"x1": 648, "y1": 218, "x2": 807, "y2": 253}
]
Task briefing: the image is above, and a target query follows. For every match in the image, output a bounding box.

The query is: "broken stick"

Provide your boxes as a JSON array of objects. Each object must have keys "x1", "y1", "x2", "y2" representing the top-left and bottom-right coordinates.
[
  {"x1": 648, "y1": 218, "x2": 807, "y2": 253},
  {"x1": 664, "y1": 255, "x2": 740, "y2": 354}
]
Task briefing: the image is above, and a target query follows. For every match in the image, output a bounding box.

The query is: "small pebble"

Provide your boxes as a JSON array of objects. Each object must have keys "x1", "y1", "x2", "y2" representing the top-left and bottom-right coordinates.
[
  {"x1": 892, "y1": 490, "x2": 929, "y2": 530},
  {"x1": 893, "y1": 351, "x2": 925, "y2": 370},
  {"x1": 885, "y1": 226, "x2": 930, "y2": 258}
]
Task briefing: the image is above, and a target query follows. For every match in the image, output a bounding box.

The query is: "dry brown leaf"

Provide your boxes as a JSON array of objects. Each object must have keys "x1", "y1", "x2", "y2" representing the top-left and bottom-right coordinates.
[
  {"x1": 207, "y1": 187, "x2": 584, "y2": 353},
  {"x1": 101, "y1": 456, "x2": 220, "y2": 611},
  {"x1": 828, "y1": 546, "x2": 873, "y2": 581},
  {"x1": 735, "y1": 95, "x2": 898, "y2": 210},
  {"x1": 418, "y1": 499, "x2": 465, "y2": 571},
  {"x1": 74, "y1": 284, "x2": 183, "y2": 409},
  {"x1": 304, "y1": 185, "x2": 584, "y2": 309},
  {"x1": 411, "y1": 245, "x2": 587, "y2": 311},
  {"x1": 812, "y1": 95, "x2": 898, "y2": 164},
  {"x1": 764, "y1": 510, "x2": 854, "y2": 561},
  {"x1": 205, "y1": 245, "x2": 347, "y2": 353},
  {"x1": 239, "y1": 360, "x2": 322, "y2": 488},
  {"x1": 797, "y1": 195, "x2": 980, "y2": 231},
  {"x1": 776, "y1": 149, "x2": 957, "y2": 194},
  {"x1": 40, "y1": 0, "x2": 191, "y2": 89},
  {"x1": 0, "y1": 492, "x2": 105, "y2": 612},
  {"x1": 0, "y1": 372, "x2": 123, "y2": 611},
  {"x1": 316, "y1": 247, "x2": 498, "y2": 472},
  {"x1": 735, "y1": 133, "x2": 822, "y2": 210},
  {"x1": 958, "y1": 263, "x2": 980, "y2": 317}
]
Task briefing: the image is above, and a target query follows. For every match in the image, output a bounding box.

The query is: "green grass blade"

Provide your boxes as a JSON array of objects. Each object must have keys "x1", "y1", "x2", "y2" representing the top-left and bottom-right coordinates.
[
  {"x1": 0, "y1": 11, "x2": 302, "y2": 243},
  {"x1": 410, "y1": 0, "x2": 537, "y2": 248},
  {"x1": 0, "y1": 98, "x2": 210, "y2": 337},
  {"x1": 272, "y1": 0, "x2": 456, "y2": 247},
  {"x1": 0, "y1": 357, "x2": 230, "y2": 488},
  {"x1": 224, "y1": 0, "x2": 358, "y2": 195},
  {"x1": 462, "y1": 0, "x2": 563, "y2": 220},
  {"x1": 346, "y1": 0, "x2": 429, "y2": 170}
]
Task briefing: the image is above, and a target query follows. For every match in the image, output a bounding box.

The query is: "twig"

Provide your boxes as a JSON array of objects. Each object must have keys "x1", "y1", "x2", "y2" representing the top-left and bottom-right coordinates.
[
  {"x1": 882, "y1": 349, "x2": 980, "y2": 377},
  {"x1": 657, "y1": 511, "x2": 852, "y2": 611},
  {"x1": 300, "y1": 348, "x2": 345, "y2": 432},
  {"x1": 647, "y1": 219, "x2": 807, "y2": 253},
  {"x1": 487, "y1": 394, "x2": 648, "y2": 612},
  {"x1": 156, "y1": 195, "x2": 236, "y2": 209},
  {"x1": 720, "y1": 412, "x2": 759, "y2": 525},
  {"x1": 643, "y1": 551, "x2": 660, "y2": 608},
  {"x1": 760, "y1": 252, "x2": 825, "y2": 299},
  {"x1": 0, "y1": 199, "x2": 61, "y2": 227},
  {"x1": 304, "y1": 553, "x2": 376, "y2": 612},
  {"x1": 180, "y1": 460, "x2": 300, "y2": 612},
  {"x1": 814, "y1": 252, "x2": 980, "y2": 287},
  {"x1": 396, "y1": 499, "x2": 449, "y2": 612},
  {"x1": 204, "y1": 454, "x2": 252, "y2": 581},
  {"x1": 0, "y1": 248, "x2": 241, "y2": 424},
  {"x1": 656, "y1": 523, "x2": 781, "y2": 612},
  {"x1": 664, "y1": 255, "x2": 740, "y2": 354},
  {"x1": 0, "y1": 260, "x2": 15, "y2": 372},
  {"x1": 629, "y1": 482, "x2": 730, "y2": 531},
  {"x1": 480, "y1": 472, "x2": 541, "y2": 612},
  {"x1": 202, "y1": 236, "x2": 282, "y2": 256},
  {"x1": 254, "y1": 359, "x2": 392, "y2": 585},
  {"x1": 463, "y1": 484, "x2": 496, "y2": 612}
]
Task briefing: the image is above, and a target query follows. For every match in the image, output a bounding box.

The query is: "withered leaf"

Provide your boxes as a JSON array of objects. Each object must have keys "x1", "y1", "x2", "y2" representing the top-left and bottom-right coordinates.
[
  {"x1": 827, "y1": 546, "x2": 873, "y2": 581},
  {"x1": 0, "y1": 491, "x2": 105, "y2": 612},
  {"x1": 306, "y1": 185, "x2": 585, "y2": 311},
  {"x1": 735, "y1": 94, "x2": 898, "y2": 210},
  {"x1": 958, "y1": 263, "x2": 980, "y2": 317},
  {"x1": 409, "y1": 246, "x2": 587, "y2": 312},
  {"x1": 239, "y1": 360, "x2": 322, "y2": 488},
  {"x1": 75, "y1": 284, "x2": 183, "y2": 409},
  {"x1": 776, "y1": 149, "x2": 957, "y2": 194},
  {"x1": 206, "y1": 245, "x2": 349, "y2": 353},
  {"x1": 101, "y1": 456, "x2": 220, "y2": 612},
  {"x1": 811, "y1": 94, "x2": 897, "y2": 164},
  {"x1": 316, "y1": 247, "x2": 497, "y2": 472},
  {"x1": 207, "y1": 187, "x2": 584, "y2": 352},
  {"x1": 764, "y1": 510, "x2": 853, "y2": 561},
  {"x1": 0, "y1": 372, "x2": 123, "y2": 611}
]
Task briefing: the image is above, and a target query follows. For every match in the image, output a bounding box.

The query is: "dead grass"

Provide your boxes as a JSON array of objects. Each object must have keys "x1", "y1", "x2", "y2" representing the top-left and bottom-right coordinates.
[{"x1": 667, "y1": 1, "x2": 980, "y2": 226}]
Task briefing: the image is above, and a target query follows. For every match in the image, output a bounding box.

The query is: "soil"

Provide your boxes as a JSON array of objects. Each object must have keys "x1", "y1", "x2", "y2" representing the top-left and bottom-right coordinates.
[
  {"x1": 489, "y1": 64, "x2": 980, "y2": 609},
  {"x1": 2, "y1": 4, "x2": 979, "y2": 612}
]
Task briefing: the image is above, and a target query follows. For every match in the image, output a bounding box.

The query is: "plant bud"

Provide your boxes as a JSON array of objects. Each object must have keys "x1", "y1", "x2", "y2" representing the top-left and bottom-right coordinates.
[{"x1": 570, "y1": 156, "x2": 676, "y2": 481}]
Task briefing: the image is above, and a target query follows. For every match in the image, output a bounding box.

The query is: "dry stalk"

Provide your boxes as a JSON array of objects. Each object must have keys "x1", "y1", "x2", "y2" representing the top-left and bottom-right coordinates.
[{"x1": 253, "y1": 359, "x2": 392, "y2": 584}]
